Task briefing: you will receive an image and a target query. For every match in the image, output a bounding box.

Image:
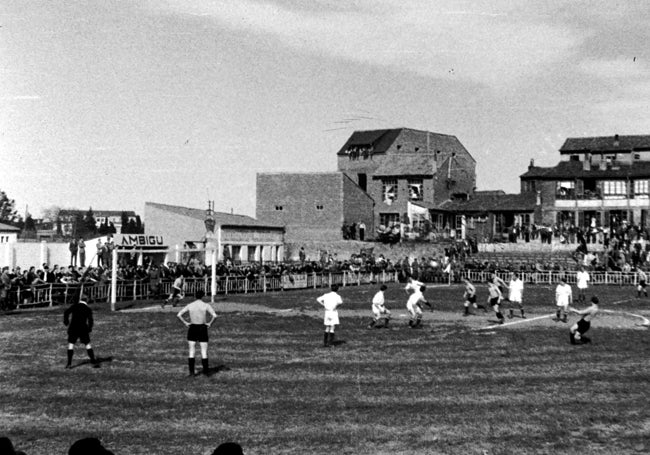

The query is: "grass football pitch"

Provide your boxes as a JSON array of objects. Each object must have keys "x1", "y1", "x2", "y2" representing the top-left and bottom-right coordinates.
[{"x1": 1, "y1": 283, "x2": 649, "y2": 455}]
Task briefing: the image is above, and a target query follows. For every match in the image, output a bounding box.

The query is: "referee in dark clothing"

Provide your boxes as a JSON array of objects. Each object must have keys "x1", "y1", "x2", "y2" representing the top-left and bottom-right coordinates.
[{"x1": 64, "y1": 293, "x2": 99, "y2": 368}]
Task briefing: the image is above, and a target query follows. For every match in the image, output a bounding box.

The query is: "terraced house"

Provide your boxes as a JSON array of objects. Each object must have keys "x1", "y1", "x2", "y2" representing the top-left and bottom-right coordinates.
[{"x1": 520, "y1": 134, "x2": 650, "y2": 231}]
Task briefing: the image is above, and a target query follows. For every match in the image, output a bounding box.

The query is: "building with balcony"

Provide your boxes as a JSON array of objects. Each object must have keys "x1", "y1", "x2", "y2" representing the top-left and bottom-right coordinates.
[
  {"x1": 337, "y1": 128, "x2": 476, "y2": 231},
  {"x1": 520, "y1": 134, "x2": 650, "y2": 231}
]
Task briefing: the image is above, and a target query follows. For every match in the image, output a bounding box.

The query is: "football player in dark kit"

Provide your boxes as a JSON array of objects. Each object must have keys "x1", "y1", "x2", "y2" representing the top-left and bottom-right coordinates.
[{"x1": 64, "y1": 293, "x2": 100, "y2": 368}]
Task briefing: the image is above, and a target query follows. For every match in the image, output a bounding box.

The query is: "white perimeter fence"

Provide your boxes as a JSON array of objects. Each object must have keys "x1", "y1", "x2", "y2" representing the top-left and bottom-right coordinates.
[{"x1": 4, "y1": 270, "x2": 645, "y2": 311}]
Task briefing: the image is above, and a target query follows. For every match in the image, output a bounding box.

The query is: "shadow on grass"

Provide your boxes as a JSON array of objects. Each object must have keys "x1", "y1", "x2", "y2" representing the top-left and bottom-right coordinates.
[
  {"x1": 192, "y1": 364, "x2": 230, "y2": 377},
  {"x1": 69, "y1": 356, "x2": 114, "y2": 369}
]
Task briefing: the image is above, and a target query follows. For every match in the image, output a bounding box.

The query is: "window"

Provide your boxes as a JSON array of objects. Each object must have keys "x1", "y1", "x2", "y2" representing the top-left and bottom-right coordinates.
[
  {"x1": 380, "y1": 213, "x2": 400, "y2": 227},
  {"x1": 315, "y1": 204, "x2": 324, "y2": 210},
  {"x1": 523, "y1": 180, "x2": 536, "y2": 192},
  {"x1": 408, "y1": 179, "x2": 423, "y2": 201},
  {"x1": 274, "y1": 205, "x2": 283, "y2": 211},
  {"x1": 634, "y1": 180, "x2": 649, "y2": 197},
  {"x1": 602, "y1": 180, "x2": 627, "y2": 198},
  {"x1": 382, "y1": 179, "x2": 397, "y2": 204},
  {"x1": 556, "y1": 181, "x2": 575, "y2": 199}
]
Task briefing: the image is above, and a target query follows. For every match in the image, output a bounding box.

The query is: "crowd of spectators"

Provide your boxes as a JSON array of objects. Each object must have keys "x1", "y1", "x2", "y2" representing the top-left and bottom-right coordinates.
[{"x1": 3, "y1": 227, "x2": 649, "y2": 310}]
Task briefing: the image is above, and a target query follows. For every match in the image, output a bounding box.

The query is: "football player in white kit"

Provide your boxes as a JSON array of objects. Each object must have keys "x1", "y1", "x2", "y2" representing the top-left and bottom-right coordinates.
[
  {"x1": 554, "y1": 277, "x2": 573, "y2": 323},
  {"x1": 406, "y1": 285, "x2": 429, "y2": 328},
  {"x1": 507, "y1": 273, "x2": 525, "y2": 319},
  {"x1": 368, "y1": 284, "x2": 391, "y2": 329},
  {"x1": 317, "y1": 284, "x2": 344, "y2": 347}
]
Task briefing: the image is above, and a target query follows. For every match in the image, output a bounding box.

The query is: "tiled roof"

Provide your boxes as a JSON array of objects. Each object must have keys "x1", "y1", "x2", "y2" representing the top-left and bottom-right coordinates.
[
  {"x1": 414, "y1": 192, "x2": 537, "y2": 213},
  {"x1": 0, "y1": 222, "x2": 20, "y2": 231},
  {"x1": 560, "y1": 135, "x2": 650, "y2": 153},
  {"x1": 336, "y1": 128, "x2": 473, "y2": 160},
  {"x1": 520, "y1": 160, "x2": 650, "y2": 179},
  {"x1": 146, "y1": 202, "x2": 284, "y2": 229},
  {"x1": 372, "y1": 153, "x2": 436, "y2": 177},
  {"x1": 337, "y1": 129, "x2": 402, "y2": 155}
]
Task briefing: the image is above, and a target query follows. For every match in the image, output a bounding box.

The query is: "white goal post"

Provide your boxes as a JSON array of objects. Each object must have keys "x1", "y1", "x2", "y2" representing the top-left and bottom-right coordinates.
[{"x1": 110, "y1": 246, "x2": 218, "y2": 311}]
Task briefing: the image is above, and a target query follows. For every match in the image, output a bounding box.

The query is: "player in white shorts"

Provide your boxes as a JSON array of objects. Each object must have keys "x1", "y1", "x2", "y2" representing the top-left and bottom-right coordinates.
[
  {"x1": 576, "y1": 267, "x2": 590, "y2": 303},
  {"x1": 406, "y1": 285, "x2": 429, "y2": 328},
  {"x1": 368, "y1": 284, "x2": 391, "y2": 328},
  {"x1": 507, "y1": 273, "x2": 525, "y2": 319},
  {"x1": 554, "y1": 277, "x2": 573, "y2": 323},
  {"x1": 317, "y1": 284, "x2": 343, "y2": 347},
  {"x1": 405, "y1": 277, "x2": 433, "y2": 311}
]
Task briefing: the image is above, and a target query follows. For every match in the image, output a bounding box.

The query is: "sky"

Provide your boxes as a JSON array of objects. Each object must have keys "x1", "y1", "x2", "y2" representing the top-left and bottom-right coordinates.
[{"x1": 2, "y1": 0, "x2": 649, "y2": 220}]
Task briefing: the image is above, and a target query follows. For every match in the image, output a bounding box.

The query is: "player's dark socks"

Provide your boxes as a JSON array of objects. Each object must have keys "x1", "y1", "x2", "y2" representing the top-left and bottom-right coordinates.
[
  {"x1": 464, "y1": 306, "x2": 469, "y2": 316},
  {"x1": 188, "y1": 357, "x2": 195, "y2": 376},
  {"x1": 521, "y1": 309, "x2": 525, "y2": 318},
  {"x1": 329, "y1": 333, "x2": 335, "y2": 345},
  {"x1": 383, "y1": 318, "x2": 389, "y2": 328},
  {"x1": 87, "y1": 348, "x2": 96, "y2": 363},
  {"x1": 201, "y1": 358, "x2": 209, "y2": 375},
  {"x1": 508, "y1": 309, "x2": 514, "y2": 319},
  {"x1": 66, "y1": 349, "x2": 73, "y2": 367},
  {"x1": 409, "y1": 320, "x2": 414, "y2": 327},
  {"x1": 570, "y1": 332, "x2": 576, "y2": 345}
]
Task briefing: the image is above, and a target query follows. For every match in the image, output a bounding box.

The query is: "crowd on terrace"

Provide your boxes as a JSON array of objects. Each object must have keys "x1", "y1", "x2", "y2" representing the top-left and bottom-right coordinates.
[{"x1": 2, "y1": 221, "x2": 649, "y2": 310}]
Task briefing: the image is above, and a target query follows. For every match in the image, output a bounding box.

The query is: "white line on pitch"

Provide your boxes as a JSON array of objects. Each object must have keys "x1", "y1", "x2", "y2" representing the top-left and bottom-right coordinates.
[
  {"x1": 480, "y1": 314, "x2": 554, "y2": 330},
  {"x1": 601, "y1": 309, "x2": 650, "y2": 327}
]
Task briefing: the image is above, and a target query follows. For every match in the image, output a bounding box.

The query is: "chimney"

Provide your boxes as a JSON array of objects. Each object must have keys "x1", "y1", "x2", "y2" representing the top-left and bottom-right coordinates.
[
  {"x1": 529, "y1": 159, "x2": 535, "y2": 170},
  {"x1": 614, "y1": 134, "x2": 620, "y2": 147}
]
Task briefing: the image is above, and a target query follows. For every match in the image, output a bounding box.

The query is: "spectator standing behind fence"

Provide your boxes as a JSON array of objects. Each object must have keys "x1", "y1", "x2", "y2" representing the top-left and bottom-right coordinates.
[
  {"x1": 96, "y1": 239, "x2": 104, "y2": 267},
  {"x1": 78, "y1": 238, "x2": 86, "y2": 268},
  {"x1": 69, "y1": 238, "x2": 78, "y2": 267},
  {"x1": 0, "y1": 266, "x2": 11, "y2": 310}
]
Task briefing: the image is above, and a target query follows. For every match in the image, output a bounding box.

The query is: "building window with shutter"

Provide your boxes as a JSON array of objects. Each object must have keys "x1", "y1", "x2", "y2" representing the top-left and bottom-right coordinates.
[
  {"x1": 556, "y1": 181, "x2": 575, "y2": 199},
  {"x1": 382, "y1": 179, "x2": 397, "y2": 204},
  {"x1": 408, "y1": 179, "x2": 423, "y2": 201}
]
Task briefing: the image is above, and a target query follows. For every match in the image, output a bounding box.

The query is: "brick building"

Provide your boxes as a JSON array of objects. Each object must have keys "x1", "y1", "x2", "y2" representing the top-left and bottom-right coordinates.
[
  {"x1": 337, "y1": 128, "x2": 476, "y2": 230},
  {"x1": 256, "y1": 172, "x2": 374, "y2": 242},
  {"x1": 520, "y1": 134, "x2": 650, "y2": 231}
]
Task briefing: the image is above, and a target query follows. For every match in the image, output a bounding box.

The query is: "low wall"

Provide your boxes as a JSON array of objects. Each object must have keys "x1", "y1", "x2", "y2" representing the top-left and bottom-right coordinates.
[
  {"x1": 478, "y1": 241, "x2": 605, "y2": 254},
  {"x1": 0, "y1": 236, "x2": 113, "y2": 270}
]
